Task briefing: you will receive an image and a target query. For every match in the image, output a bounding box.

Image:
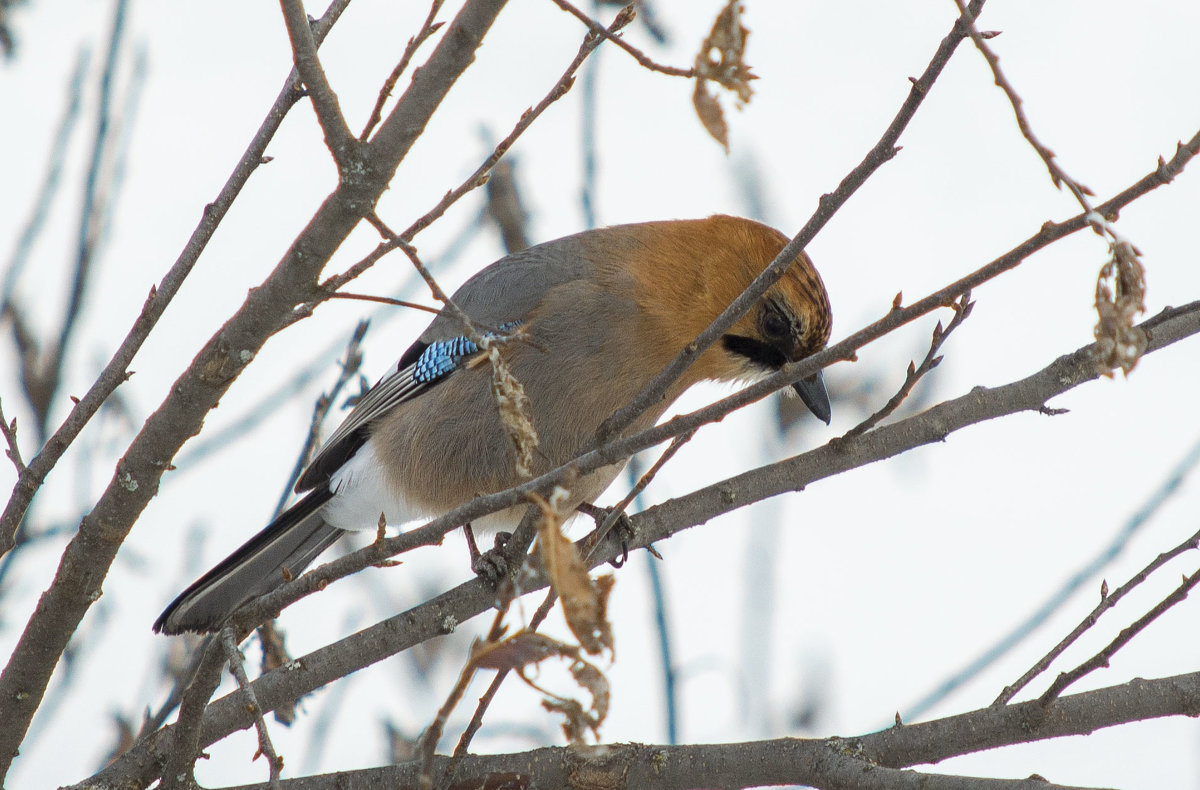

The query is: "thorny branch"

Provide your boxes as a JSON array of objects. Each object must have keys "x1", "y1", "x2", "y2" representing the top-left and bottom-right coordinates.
[{"x1": 996, "y1": 525, "x2": 1200, "y2": 705}]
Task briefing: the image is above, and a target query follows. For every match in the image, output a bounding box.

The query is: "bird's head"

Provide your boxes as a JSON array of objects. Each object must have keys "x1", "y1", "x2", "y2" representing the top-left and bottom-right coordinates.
[
  {"x1": 626, "y1": 215, "x2": 833, "y2": 423},
  {"x1": 718, "y1": 235, "x2": 833, "y2": 424}
]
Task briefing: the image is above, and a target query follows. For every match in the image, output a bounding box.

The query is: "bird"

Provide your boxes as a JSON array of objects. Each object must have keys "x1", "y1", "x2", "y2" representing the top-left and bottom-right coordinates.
[{"x1": 154, "y1": 215, "x2": 833, "y2": 634}]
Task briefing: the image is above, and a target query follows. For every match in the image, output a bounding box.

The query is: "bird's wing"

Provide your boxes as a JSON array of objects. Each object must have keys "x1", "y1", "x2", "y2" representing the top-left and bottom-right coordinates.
[
  {"x1": 295, "y1": 332, "x2": 507, "y2": 492},
  {"x1": 298, "y1": 233, "x2": 596, "y2": 491}
]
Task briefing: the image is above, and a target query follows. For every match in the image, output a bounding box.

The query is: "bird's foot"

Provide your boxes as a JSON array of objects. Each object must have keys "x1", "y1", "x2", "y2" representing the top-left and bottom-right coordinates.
[
  {"x1": 576, "y1": 502, "x2": 634, "y2": 568},
  {"x1": 465, "y1": 524, "x2": 512, "y2": 583}
]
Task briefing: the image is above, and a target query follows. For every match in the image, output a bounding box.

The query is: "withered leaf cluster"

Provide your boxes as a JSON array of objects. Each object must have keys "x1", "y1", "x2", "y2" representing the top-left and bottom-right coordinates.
[
  {"x1": 1094, "y1": 239, "x2": 1148, "y2": 376},
  {"x1": 692, "y1": 0, "x2": 756, "y2": 152}
]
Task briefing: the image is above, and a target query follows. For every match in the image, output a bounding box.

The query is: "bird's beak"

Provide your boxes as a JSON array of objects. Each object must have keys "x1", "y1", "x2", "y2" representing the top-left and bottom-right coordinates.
[{"x1": 792, "y1": 371, "x2": 831, "y2": 425}]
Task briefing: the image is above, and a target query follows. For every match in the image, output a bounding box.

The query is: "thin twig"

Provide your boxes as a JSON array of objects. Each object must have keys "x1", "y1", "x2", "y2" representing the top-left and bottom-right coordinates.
[
  {"x1": 1039, "y1": 561, "x2": 1200, "y2": 705},
  {"x1": 842, "y1": 292, "x2": 973, "y2": 439},
  {"x1": 906, "y1": 431, "x2": 1200, "y2": 719},
  {"x1": 549, "y1": 0, "x2": 693, "y2": 77},
  {"x1": 278, "y1": 0, "x2": 356, "y2": 162},
  {"x1": 594, "y1": 0, "x2": 988, "y2": 445},
  {"x1": 586, "y1": 430, "x2": 696, "y2": 562},
  {"x1": 997, "y1": 524, "x2": 1200, "y2": 705},
  {"x1": 364, "y1": 217, "x2": 496, "y2": 359},
  {"x1": 220, "y1": 628, "x2": 284, "y2": 790},
  {"x1": 449, "y1": 590, "x2": 559, "y2": 760},
  {"x1": 320, "y1": 5, "x2": 636, "y2": 297},
  {"x1": 0, "y1": 0, "x2": 355, "y2": 552},
  {"x1": 2, "y1": 48, "x2": 88, "y2": 304},
  {"x1": 0, "y1": 400, "x2": 24, "y2": 473},
  {"x1": 47, "y1": 0, "x2": 130, "y2": 440},
  {"x1": 417, "y1": 597, "x2": 515, "y2": 789},
  {"x1": 360, "y1": 0, "x2": 446, "y2": 141},
  {"x1": 951, "y1": 1, "x2": 1098, "y2": 220},
  {"x1": 328, "y1": 291, "x2": 441, "y2": 315}
]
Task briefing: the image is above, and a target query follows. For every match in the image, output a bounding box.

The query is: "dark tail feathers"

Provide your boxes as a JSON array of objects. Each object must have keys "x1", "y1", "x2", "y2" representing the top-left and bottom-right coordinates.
[{"x1": 154, "y1": 488, "x2": 343, "y2": 634}]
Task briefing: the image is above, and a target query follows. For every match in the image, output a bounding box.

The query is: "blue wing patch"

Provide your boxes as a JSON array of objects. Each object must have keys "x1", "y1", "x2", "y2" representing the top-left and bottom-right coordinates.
[{"x1": 296, "y1": 321, "x2": 522, "y2": 491}]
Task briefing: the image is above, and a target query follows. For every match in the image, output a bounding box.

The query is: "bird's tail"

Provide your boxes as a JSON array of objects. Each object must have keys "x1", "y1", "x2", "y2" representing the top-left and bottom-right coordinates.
[{"x1": 154, "y1": 488, "x2": 343, "y2": 634}]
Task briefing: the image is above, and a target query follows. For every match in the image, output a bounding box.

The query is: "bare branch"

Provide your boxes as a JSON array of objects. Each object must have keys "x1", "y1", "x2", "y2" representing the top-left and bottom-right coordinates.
[
  {"x1": 1039, "y1": 562, "x2": 1200, "y2": 704},
  {"x1": 133, "y1": 672, "x2": 1198, "y2": 789},
  {"x1": 359, "y1": 0, "x2": 446, "y2": 141},
  {"x1": 596, "y1": 0, "x2": 987, "y2": 443},
  {"x1": 278, "y1": 0, "x2": 356, "y2": 162},
  {"x1": 0, "y1": 0, "x2": 354, "y2": 554},
  {"x1": 220, "y1": 628, "x2": 284, "y2": 790},
  {"x1": 951, "y1": 0, "x2": 1095, "y2": 211},
  {"x1": 320, "y1": 3, "x2": 634, "y2": 299},
  {"x1": 157, "y1": 636, "x2": 225, "y2": 790},
  {"x1": 842, "y1": 292, "x2": 973, "y2": 439},
  {"x1": 0, "y1": 399, "x2": 25, "y2": 473},
  {"x1": 997, "y1": 523, "x2": 1200, "y2": 705},
  {"x1": 550, "y1": 0, "x2": 694, "y2": 77}
]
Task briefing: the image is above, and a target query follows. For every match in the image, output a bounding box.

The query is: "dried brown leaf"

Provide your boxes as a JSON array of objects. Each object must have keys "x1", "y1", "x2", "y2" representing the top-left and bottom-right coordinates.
[
  {"x1": 691, "y1": 0, "x2": 755, "y2": 152},
  {"x1": 540, "y1": 657, "x2": 609, "y2": 745},
  {"x1": 692, "y1": 80, "x2": 729, "y2": 152},
  {"x1": 532, "y1": 491, "x2": 614, "y2": 656},
  {"x1": 568, "y1": 657, "x2": 611, "y2": 726},
  {"x1": 1093, "y1": 239, "x2": 1148, "y2": 376},
  {"x1": 470, "y1": 631, "x2": 577, "y2": 672},
  {"x1": 487, "y1": 344, "x2": 539, "y2": 477}
]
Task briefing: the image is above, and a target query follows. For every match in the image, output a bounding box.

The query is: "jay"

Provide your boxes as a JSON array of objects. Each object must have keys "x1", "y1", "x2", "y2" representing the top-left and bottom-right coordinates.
[{"x1": 155, "y1": 215, "x2": 832, "y2": 634}]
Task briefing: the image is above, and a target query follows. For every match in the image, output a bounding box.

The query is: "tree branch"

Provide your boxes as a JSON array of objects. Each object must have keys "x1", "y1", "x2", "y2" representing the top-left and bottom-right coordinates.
[
  {"x1": 278, "y1": 0, "x2": 356, "y2": 163},
  {"x1": 0, "y1": 0, "x2": 509, "y2": 779},
  {"x1": 88, "y1": 299, "x2": 1200, "y2": 788},
  {"x1": 0, "y1": 0, "x2": 354, "y2": 554},
  {"x1": 199, "y1": 671, "x2": 1197, "y2": 789},
  {"x1": 595, "y1": 0, "x2": 987, "y2": 443}
]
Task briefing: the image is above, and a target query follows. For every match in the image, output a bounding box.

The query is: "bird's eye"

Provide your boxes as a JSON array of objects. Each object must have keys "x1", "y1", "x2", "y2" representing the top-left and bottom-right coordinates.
[{"x1": 761, "y1": 308, "x2": 790, "y2": 339}]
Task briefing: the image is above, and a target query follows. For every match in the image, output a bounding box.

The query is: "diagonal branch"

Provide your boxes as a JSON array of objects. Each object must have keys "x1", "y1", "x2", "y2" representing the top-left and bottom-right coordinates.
[
  {"x1": 996, "y1": 523, "x2": 1200, "y2": 706},
  {"x1": 87, "y1": 299, "x2": 1200, "y2": 787},
  {"x1": 0, "y1": 1, "x2": 510, "y2": 780},
  {"x1": 549, "y1": 0, "x2": 694, "y2": 77},
  {"x1": 278, "y1": 0, "x2": 356, "y2": 163},
  {"x1": 1038, "y1": 561, "x2": 1200, "y2": 704},
  {"x1": 0, "y1": 0, "x2": 354, "y2": 555},
  {"x1": 595, "y1": 0, "x2": 987, "y2": 443},
  {"x1": 359, "y1": 0, "x2": 446, "y2": 141}
]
